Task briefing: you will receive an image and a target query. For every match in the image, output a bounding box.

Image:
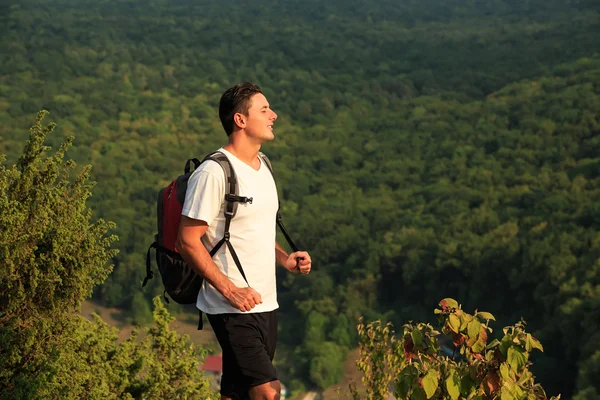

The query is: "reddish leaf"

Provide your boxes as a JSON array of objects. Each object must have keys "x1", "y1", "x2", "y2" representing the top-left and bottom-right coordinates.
[
  {"x1": 404, "y1": 336, "x2": 416, "y2": 360},
  {"x1": 452, "y1": 332, "x2": 465, "y2": 347},
  {"x1": 440, "y1": 299, "x2": 449, "y2": 311},
  {"x1": 481, "y1": 372, "x2": 501, "y2": 396},
  {"x1": 473, "y1": 353, "x2": 484, "y2": 360},
  {"x1": 418, "y1": 377, "x2": 423, "y2": 388},
  {"x1": 479, "y1": 326, "x2": 488, "y2": 345}
]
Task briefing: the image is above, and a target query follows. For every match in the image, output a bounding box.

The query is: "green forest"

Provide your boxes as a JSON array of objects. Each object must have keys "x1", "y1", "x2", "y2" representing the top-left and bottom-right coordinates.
[{"x1": 1, "y1": 0, "x2": 599, "y2": 397}]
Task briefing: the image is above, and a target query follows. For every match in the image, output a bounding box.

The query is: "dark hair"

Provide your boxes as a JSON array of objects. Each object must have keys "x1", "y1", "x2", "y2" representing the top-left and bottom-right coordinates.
[{"x1": 219, "y1": 82, "x2": 263, "y2": 136}]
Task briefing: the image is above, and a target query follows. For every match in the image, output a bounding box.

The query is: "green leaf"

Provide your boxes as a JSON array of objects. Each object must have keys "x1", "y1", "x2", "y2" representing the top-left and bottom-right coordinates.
[
  {"x1": 422, "y1": 369, "x2": 439, "y2": 399},
  {"x1": 500, "y1": 386, "x2": 516, "y2": 400},
  {"x1": 459, "y1": 312, "x2": 472, "y2": 331},
  {"x1": 525, "y1": 334, "x2": 533, "y2": 351},
  {"x1": 510, "y1": 384, "x2": 525, "y2": 398},
  {"x1": 467, "y1": 320, "x2": 481, "y2": 344},
  {"x1": 441, "y1": 298, "x2": 459, "y2": 309},
  {"x1": 526, "y1": 333, "x2": 544, "y2": 352},
  {"x1": 396, "y1": 365, "x2": 417, "y2": 399},
  {"x1": 475, "y1": 311, "x2": 496, "y2": 321},
  {"x1": 471, "y1": 338, "x2": 486, "y2": 353},
  {"x1": 474, "y1": 326, "x2": 488, "y2": 353},
  {"x1": 449, "y1": 314, "x2": 461, "y2": 333},
  {"x1": 434, "y1": 308, "x2": 443, "y2": 314},
  {"x1": 413, "y1": 387, "x2": 427, "y2": 400},
  {"x1": 507, "y1": 346, "x2": 528, "y2": 371},
  {"x1": 411, "y1": 328, "x2": 423, "y2": 348},
  {"x1": 460, "y1": 375, "x2": 476, "y2": 396},
  {"x1": 445, "y1": 370, "x2": 461, "y2": 400},
  {"x1": 499, "y1": 363, "x2": 513, "y2": 382},
  {"x1": 467, "y1": 394, "x2": 483, "y2": 400},
  {"x1": 499, "y1": 336, "x2": 512, "y2": 356},
  {"x1": 486, "y1": 339, "x2": 501, "y2": 350},
  {"x1": 396, "y1": 375, "x2": 411, "y2": 399}
]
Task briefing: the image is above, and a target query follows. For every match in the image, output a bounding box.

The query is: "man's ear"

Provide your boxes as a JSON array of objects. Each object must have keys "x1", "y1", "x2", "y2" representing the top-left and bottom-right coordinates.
[{"x1": 233, "y1": 113, "x2": 246, "y2": 129}]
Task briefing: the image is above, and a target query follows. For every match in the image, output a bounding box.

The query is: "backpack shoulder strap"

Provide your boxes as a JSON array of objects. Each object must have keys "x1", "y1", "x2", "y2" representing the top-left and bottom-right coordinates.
[
  {"x1": 202, "y1": 151, "x2": 250, "y2": 285},
  {"x1": 185, "y1": 158, "x2": 202, "y2": 174},
  {"x1": 203, "y1": 151, "x2": 239, "y2": 217},
  {"x1": 258, "y1": 151, "x2": 273, "y2": 174}
]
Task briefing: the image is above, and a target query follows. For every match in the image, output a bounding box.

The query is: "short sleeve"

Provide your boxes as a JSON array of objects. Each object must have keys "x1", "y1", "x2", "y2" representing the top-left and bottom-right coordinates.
[{"x1": 182, "y1": 166, "x2": 224, "y2": 224}]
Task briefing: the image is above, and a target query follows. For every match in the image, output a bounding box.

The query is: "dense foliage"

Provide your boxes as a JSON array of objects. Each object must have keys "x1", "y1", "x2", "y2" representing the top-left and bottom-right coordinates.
[
  {"x1": 1, "y1": 0, "x2": 599, "y2": 395},
  {"x1": 352, "y1": 299, "x2": 556, "y2": 400},
  {"x1": 0, "y1": 113, "x2": 215, "y2": 399}
]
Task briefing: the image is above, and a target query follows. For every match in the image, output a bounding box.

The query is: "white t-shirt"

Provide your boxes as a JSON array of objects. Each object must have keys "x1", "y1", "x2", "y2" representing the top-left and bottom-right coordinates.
[{"x1": 181, "y1": 148, "x2": 279, "y2": 314}]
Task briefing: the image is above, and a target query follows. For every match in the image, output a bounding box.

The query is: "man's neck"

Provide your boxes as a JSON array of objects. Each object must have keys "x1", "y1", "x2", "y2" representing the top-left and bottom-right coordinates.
[{"x1": 223, "y1": 140, "x2": 261, "y2": 169}]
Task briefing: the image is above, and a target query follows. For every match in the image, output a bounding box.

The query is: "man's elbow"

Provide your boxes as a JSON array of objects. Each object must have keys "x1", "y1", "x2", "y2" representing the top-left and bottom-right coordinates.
[
  {"x1": 176, "y1": 231, "x2": 203, "y2": 256},
  {"x1": 175, "y1": 236, "x2": 184, "y2": 254},
  {"x1": 176, "y1": 217, "x2": 208, "y2": 255},
  {"x1": 175, "y1": 234, "x2": 193, "y2": 255}
]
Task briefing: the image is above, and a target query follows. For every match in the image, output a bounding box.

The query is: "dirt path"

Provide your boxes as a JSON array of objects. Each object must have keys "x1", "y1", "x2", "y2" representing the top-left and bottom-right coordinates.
[{"x1": 80, "y1": 300, "x2": 217, "y2": 349}]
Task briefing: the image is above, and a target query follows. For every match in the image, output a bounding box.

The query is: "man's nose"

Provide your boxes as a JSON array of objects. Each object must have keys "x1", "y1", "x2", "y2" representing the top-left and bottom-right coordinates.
[{"x1": 271, "y1": 111, "x2": 277, "y2": 120}]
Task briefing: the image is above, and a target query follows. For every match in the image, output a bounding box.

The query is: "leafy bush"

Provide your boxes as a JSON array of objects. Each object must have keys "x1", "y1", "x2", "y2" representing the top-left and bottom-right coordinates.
[{"x1": 352, "y1": 298, "x2": 558, "y2": 400}]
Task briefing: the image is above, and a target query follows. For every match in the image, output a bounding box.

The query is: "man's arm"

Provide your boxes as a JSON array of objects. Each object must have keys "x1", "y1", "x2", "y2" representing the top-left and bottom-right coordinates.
[
  {"x1": 176, "y1": 215, "x2": 262, "y2": 312},
  {"x1": 276, "y1": 242, "x2": 312, "y2": 275}
]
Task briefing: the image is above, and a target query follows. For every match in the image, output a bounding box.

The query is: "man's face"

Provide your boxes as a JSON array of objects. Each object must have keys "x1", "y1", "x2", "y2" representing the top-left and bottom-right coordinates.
[{"x1": 239, "y1": 93, "x2": 277, "y2": 142}]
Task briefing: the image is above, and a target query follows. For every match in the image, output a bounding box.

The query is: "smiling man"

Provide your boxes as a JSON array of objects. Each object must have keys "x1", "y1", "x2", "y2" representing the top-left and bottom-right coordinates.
[{"x1": 176, "y1": 82, "x2": 312, "y2": 400}]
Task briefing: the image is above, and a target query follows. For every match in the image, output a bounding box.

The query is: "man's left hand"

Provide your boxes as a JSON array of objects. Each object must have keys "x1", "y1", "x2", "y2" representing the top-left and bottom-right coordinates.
[{"x1": 285, "y1": 251, "x2": 311, "y2": 275}]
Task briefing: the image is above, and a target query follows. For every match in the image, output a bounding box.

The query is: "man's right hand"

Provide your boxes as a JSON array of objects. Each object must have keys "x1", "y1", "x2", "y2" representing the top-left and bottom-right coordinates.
[{"x1": 226, "y1": 287, "x2": 262, "y2": 312}]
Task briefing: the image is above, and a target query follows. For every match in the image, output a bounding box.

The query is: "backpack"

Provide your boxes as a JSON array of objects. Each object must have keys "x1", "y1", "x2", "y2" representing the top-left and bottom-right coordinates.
[{"x1": 143, "y1": 151, "x2": 298, "y2": 323}]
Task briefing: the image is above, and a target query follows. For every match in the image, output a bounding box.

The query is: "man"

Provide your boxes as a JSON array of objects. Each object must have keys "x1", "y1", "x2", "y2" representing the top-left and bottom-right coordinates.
[{"x1": 176, "y1": 82, "x2": 312, "y2": 400}]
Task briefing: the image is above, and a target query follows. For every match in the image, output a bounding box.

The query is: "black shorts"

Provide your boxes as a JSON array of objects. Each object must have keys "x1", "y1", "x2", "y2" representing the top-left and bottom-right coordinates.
[{"x1": 207, "y1": 310, "x2": 278, "y2": 399}]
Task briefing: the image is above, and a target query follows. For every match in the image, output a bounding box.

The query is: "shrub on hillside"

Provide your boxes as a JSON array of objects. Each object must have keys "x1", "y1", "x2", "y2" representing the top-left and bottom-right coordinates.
[{"x1": 352, "y1": 298, "x2": 558, "y2": 400}]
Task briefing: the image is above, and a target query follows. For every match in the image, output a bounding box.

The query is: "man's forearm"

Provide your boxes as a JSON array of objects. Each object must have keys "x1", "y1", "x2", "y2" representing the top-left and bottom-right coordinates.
[
  {"x1": 177, "y1": 242, "x2": 236, "y2": 298},
  {"x1": 275, "y1": 242, "x2": 289, "y2": 266}
]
